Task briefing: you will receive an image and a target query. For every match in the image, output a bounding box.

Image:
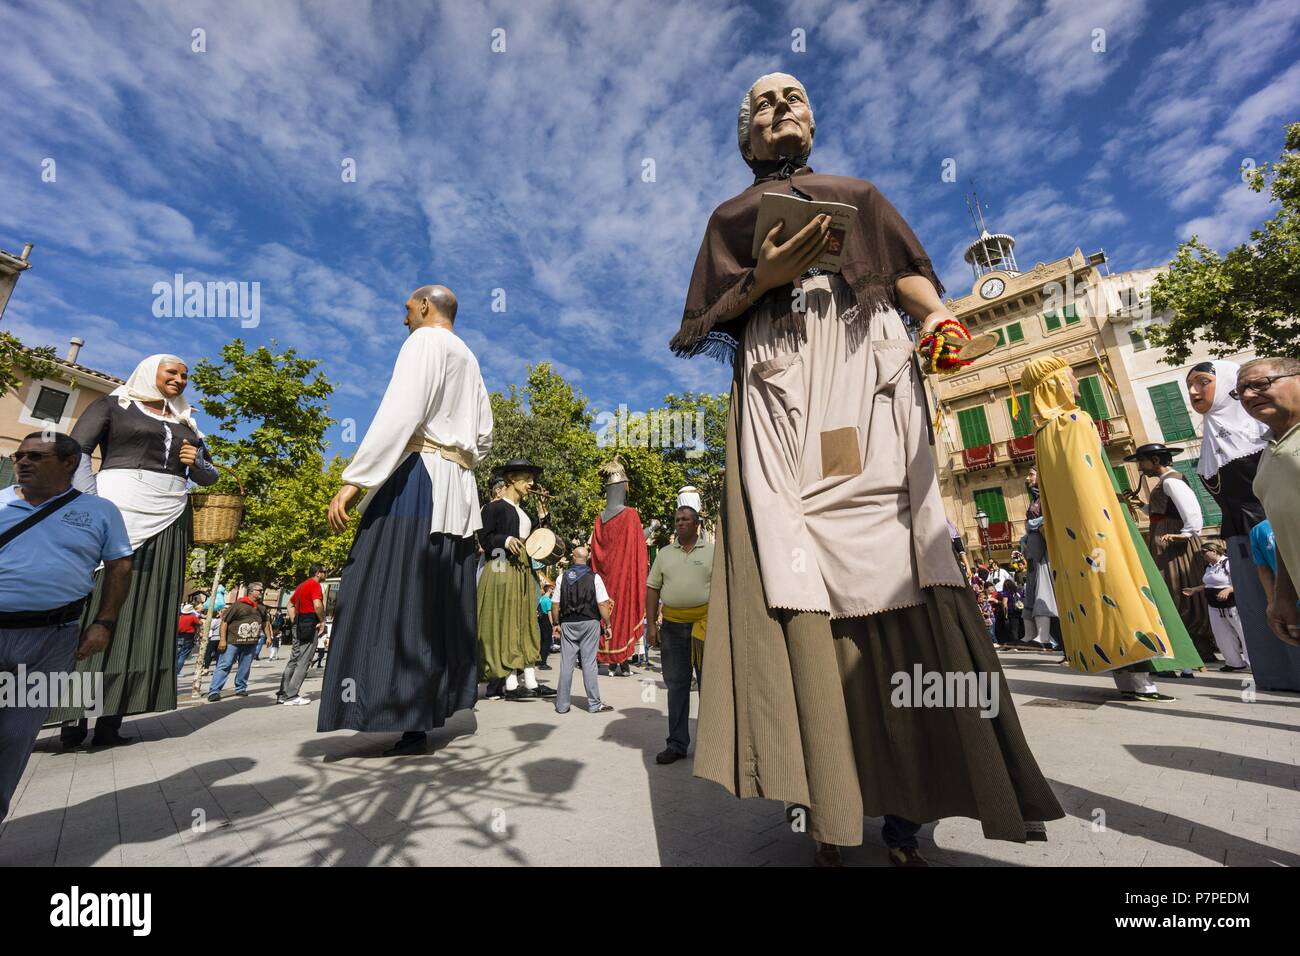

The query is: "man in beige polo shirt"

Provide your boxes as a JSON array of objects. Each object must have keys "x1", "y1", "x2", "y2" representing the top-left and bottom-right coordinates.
[
  {"x1": 1242, "y1": 357, "x2": 1300, "y2": 646},
  {"x1": 645, "y1": 505, "x2": 713, "y2": 765}
]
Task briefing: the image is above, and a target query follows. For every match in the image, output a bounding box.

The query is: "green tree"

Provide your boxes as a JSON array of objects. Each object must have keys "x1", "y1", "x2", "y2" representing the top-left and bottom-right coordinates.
[
  {"x1": 1, "y1": 332, "x2": 58, "y2": 403},
  {"x1": 187, "y1": 341, "x2": 338, "y2": 584},
  {"x1": 189, "y1": 341, "x2": 335, "y2": 498},
  {"x1": 197, "y1": 453, "x2": 355, "y2": 585},
  {"x1": 1148, "y1": 122, "x2": 1300, "y2": 364},
  {"x1": 480, "y1": 364, "x2": 604, "y2": 542},
  {"x1": 659, "y1": 390, "x2": 729, "y2": 522}
]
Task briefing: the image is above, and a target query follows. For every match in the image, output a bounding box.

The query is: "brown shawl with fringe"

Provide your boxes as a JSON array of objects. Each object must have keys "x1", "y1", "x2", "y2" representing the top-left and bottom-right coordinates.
[{"x1": 669, "y1": 165, "x2": 943, "y2": 362}]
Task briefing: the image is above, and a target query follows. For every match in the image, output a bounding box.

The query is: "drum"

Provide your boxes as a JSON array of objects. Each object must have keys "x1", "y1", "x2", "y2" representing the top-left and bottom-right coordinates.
[{"x1": 525, "y1": 527, "x2": 563, "y2": 563}]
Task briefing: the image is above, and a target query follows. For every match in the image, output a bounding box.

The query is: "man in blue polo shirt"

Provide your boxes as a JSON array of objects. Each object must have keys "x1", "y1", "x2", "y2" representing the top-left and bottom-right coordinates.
[{"x1": 0, "y1": 432, "x2": 132, "y2": 821}]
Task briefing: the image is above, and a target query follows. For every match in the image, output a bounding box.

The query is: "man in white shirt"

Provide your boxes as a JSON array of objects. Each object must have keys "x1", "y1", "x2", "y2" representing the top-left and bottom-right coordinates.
[
  {"x1": 550, "y1": 545, "x2": 614, "y2": 714},
  {"x1": 321, "y1": 285, "x2": 494, "y2": 756}
]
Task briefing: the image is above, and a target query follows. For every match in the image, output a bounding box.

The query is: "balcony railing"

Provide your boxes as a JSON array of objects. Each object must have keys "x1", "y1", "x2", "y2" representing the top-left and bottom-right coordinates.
[{"x1": 948, "y1": 414, "x2": 1133, "y2": 475}]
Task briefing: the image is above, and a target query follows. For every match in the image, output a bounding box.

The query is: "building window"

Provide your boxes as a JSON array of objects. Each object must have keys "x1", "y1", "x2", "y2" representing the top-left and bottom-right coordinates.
[
  {"x1": 31, "y1": 386, "x2": 70, "y2": 423},
  {"x1": 1063, "y1": 303, "x2": 1080, "y2": 324},
  {"x1": 1129, "y1": 329, "x2": 1148, "y2": 351},
  {"x1": 1005, "y1": 321, "x2": 1024, "y2": 343},
  {"x1": 973, "y1": 487, "x2": 1008, "y2": 524},
  {"x1": 1044, "y1": 311, "x2": 1061, "y2": 331},
  {"x1": 1078, "y1": 375, "x2": 1110, "y2": 422},
  {"x1": 1147, "y1": 381, "x2": 1195, "y2": 442},
  {"x1": 957, "y1": 406, "x2": 992, "y2": 449},
  {"x1": 1172, "y1": 459, "x2": 1222, "y2": 527},
  {"x1": 993, "y1": 327, "x2": 1005, "y2": 347},
  {"x1": 1005, "y1": 393, "x2": 1033, "y2": 438}
]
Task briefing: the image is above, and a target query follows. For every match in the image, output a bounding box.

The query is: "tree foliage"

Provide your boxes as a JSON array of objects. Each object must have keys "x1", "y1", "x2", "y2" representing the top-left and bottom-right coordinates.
[
  {"x1": 189, "y1": 340, "x2": 334, "y2": 499},
  {"x1": 187, "y1": 341, "x2": 341, "y2": 585},
  {"x1": 478, "y1": 364, "x2": 728, "y2": 548},
  {"x1": 1148, "y1": 122, "x2": 1300, "y2": 364},
  {"x1": 1, "y1": 332, "x2": 58, "y2": 403}
]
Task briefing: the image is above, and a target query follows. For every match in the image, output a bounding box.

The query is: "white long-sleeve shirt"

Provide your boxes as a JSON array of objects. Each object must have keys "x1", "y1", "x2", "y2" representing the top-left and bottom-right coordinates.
[
  {"x1": 342, "y1": 326, "x2": 494, "y2": 538},
  {"x1": 1139, "y1": 473, "x2": 1204, "y2": 535}
]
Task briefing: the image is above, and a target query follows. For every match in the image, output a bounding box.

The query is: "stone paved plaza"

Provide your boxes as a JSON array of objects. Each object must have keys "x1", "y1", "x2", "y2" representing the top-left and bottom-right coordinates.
[{"x1": 2, "y1": 649, "x2": 1297, "y2": 867}]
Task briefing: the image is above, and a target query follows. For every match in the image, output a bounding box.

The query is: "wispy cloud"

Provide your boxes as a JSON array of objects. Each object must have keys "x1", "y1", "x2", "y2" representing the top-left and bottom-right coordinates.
[{"x1": 0, "y1": 0, "x2": 1294, "y2": 443}]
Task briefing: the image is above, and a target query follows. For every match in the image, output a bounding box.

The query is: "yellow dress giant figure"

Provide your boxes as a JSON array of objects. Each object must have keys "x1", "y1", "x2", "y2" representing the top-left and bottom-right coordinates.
[{"x1": 1023, "y1": 356, "x2": 1172, "y2": 673}]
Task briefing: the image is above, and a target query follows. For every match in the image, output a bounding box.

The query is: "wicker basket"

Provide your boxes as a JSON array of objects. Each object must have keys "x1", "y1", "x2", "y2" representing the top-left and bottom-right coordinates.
[{"x1": 191, "y1": 467, "x2": 245, "y2": 545}]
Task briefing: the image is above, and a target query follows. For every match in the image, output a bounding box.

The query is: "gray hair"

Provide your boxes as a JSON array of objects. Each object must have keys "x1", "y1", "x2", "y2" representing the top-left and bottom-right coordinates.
[
  {"x1": 411, "y1": 284, "x2": 458, "y2": 321},
  {"x1": 1240, "y1": 356, "x2": 1300, "y2": 378},
  {"x1": 737, "y1": 72, "x2": 816, "y2": 163}
]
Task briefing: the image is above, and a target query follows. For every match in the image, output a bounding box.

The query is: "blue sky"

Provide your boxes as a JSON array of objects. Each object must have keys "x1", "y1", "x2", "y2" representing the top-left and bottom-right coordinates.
[{"x1": 2, "y1": 0, "x2": 1296, "y2": 457}]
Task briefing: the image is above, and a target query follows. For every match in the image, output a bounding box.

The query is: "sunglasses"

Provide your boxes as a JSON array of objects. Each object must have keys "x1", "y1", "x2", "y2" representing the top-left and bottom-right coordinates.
[
  {"x1": 13, "y1": 450, "x2": 60, "y2": 462},
  {"x1": 1230, "y1": 373, "x2": 1299, "y2": 401}
]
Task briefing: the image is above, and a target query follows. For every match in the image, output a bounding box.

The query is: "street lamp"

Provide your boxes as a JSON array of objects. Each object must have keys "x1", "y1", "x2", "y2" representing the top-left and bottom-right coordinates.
[{"x1": 975, "y1": 508, "x2": 990, "y2": 556}]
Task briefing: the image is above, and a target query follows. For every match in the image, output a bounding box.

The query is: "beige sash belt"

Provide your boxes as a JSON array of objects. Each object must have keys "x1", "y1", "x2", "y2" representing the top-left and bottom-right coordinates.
[{"x1": 405, "y1": 437, "x2": 475, "y2": 470}]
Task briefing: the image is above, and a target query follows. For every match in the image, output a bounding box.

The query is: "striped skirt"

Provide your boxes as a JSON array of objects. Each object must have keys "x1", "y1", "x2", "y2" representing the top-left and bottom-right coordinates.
[{"x1": 318, "y1": 453, "x2": 479, "y2": 733}]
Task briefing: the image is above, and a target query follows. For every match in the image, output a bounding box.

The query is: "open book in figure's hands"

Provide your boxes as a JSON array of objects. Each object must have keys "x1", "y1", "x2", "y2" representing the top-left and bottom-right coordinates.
[{"x1": 751, "y1": 193, "x2": 858, "y2": 273}]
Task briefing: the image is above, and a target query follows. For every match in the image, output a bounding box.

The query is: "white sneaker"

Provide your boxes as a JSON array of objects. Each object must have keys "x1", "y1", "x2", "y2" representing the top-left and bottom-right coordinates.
[{"x1": 283, "y1": 696, "x2": 313, "y2": 706}]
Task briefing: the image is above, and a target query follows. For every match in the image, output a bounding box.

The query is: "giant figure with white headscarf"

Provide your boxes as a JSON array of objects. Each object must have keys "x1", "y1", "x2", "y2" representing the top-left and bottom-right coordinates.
[
  {"x1": 50, "y1": 354, "x2": 219, "y2": 746},
  {"x1": 670, "y1": 73, "x2": 1062, "y2": 866},
  {"x1": 1186, "y1": 360, "x2": 1300, "y2": 690}
]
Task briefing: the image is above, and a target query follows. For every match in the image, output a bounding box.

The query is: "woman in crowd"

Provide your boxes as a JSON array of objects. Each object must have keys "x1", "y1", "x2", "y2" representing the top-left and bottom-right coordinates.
[
  {"x1": 1021, "y1": 467, "x2": 1061, "y2": 651},
  {"x1": 54, "y1": 354, "x2": 219, "y2": 746},
  {"x1": 1185, "y1": 360, "x2": 1300, "y2": 690},
  {"x1": 1183, "y1": 540, "x2": 1250, "y2": 672}
]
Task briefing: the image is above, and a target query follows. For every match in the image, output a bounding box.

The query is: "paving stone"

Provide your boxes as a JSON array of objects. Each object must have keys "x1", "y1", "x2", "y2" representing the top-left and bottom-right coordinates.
[{"x1": 2, "y1": 652, "x2": 1298, "y2": 866}]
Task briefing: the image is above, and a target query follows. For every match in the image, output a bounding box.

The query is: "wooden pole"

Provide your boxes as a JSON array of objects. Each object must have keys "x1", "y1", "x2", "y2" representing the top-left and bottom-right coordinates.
[{"x1": 191, "y1": 550, "x2": 226, "y2": 699}]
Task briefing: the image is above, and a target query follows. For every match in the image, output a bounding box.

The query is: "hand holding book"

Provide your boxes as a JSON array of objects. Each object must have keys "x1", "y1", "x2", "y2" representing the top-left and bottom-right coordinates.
[{"x1": 753, "y1": 214, "x2": 832, "y2": 295}]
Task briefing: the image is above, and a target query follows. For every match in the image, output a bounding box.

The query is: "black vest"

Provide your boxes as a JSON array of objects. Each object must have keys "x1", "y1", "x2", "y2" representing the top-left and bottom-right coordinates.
[{"x1": 559, "y1": 569, "x2": 599, "y2": 622}]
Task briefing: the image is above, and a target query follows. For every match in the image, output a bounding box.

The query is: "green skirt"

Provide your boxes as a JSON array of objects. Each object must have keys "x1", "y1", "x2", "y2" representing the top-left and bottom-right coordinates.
[
  {"x1": 48, "y1": 505, "x2": 191, "y2": 722},
  {"x1": 477, "y1": 551, "x2": 540, "y2": 680}
]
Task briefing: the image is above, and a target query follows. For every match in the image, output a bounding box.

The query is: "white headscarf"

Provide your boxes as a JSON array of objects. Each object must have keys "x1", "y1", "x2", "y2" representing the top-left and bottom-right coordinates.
[
  {"x1": 1195, "y1": 359, "x2": 1269, "y2": 478},
  {"x1": 109, "y1": 353, "x2": 202, "y2": 435}
]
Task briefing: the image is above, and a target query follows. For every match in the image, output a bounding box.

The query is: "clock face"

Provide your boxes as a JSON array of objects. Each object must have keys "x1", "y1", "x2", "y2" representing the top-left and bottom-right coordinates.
[{"x1": 980, "y1": 277, "x2": 1005, "y2": 299}]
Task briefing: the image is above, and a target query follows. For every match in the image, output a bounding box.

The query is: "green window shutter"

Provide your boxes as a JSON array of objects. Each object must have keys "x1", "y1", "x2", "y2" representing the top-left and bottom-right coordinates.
[
  {"x1": 1006, "y1": 322, "x2": 1024, "y2": 343},
  {"x1": 974, "y1": 487, "x2": 1009, "y2": 524},
  {"x1": 1110, "y1": 463, "x2": 1132, "y2": 493},
  {"x1": 1063, "y1": 303, "x2": 1080, "y2": 324},
  {"x1": 1078, "y1": 375, "x2": 1110, "y2": 421},
  {"x1": 1172, "y1": 460, "x2": 1222, "y2": 527},
  {"x1": 0, "y1": 456, "x2": 12, "y2": 488},
  {"x1": 994, "y1": 328, "x2": 1006, "y2": 347},
  {"x1": 1044, "y1": 311, "x2": 1061, "y2": 331},
  {"x1": 1129, "y1": 330, "x2": 1148, "y2": 351},
  {"x1": 1005, "y1": 394, "x2": 1033, "y2": 438},
  {"x1": 1147, "y1": 382, "x2": 1195, "y2": 441},
  {"x1": 957, "y1": 406, "x2": 992, "y2": 448}
]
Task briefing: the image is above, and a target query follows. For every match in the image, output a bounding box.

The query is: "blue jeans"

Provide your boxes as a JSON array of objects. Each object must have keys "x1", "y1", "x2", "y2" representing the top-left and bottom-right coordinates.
[
  {"x1": 209, "y1": 643, "x2": 256, "y2": 696},
  {"x1": 175, "y1": 633, "x2": 196, "y2": 675},
  {"x1": 0, "y1": 621, "x2": 80, "y2": 821}
]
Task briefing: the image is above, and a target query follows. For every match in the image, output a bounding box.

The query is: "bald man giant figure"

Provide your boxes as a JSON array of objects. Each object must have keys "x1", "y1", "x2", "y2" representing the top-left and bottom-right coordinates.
[{"x1": 321, "y1": 285, "x2": 494, "y2": 755}]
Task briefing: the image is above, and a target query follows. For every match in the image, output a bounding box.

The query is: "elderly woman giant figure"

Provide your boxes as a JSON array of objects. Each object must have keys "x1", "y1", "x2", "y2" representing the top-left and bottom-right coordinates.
[{"x1": 670, "y1": 73, "x2": 1062, "y2": 866}]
